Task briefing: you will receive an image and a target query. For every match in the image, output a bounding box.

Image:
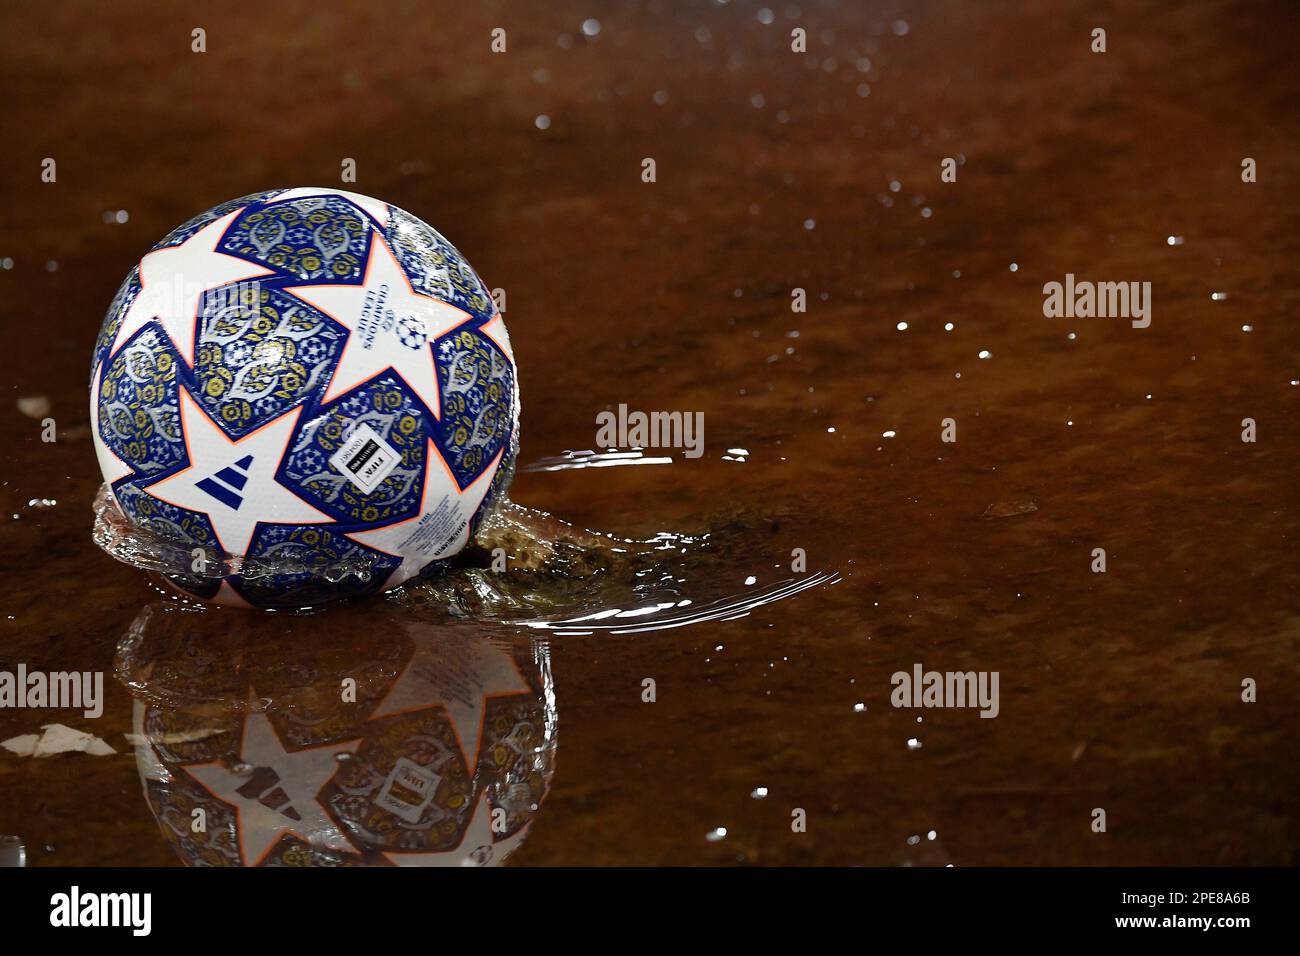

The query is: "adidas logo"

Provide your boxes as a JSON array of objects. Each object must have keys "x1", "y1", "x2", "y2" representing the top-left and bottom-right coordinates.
[{"x1": 195, "y1": 455, "x2": 253, "y2": 509}]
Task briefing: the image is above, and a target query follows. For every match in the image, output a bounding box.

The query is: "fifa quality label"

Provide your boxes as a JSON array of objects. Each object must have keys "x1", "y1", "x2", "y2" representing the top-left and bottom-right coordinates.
[
  {"x1": 375, "y1": 756, "x2": 442, "y2": 823},
  {"x1": 330, "y1": 423, "x2": 400, "y2": 494}
]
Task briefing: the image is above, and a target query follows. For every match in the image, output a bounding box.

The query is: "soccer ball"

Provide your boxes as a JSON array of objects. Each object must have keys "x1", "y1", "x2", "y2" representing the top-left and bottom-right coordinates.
[{"x1": 90, "y1": 188, "x2": 518, "y2": 608}]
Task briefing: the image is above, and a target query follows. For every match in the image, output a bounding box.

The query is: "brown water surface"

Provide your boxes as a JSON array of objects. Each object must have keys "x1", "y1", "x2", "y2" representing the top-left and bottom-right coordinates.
[{"x1": 0, "y1": 0, "x2": 1297, "y2": 865}]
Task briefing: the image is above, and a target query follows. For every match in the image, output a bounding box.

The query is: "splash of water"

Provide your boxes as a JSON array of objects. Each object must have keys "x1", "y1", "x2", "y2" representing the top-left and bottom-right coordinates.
[{"x1": 93, "y1": 482, "x2": 835, "y2": 629}]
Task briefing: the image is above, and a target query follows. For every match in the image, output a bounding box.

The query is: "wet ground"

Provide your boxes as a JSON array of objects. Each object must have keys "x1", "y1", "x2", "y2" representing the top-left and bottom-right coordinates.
[{"x1": 1, "y1": 0, "x2": 1298, "y2": 865}]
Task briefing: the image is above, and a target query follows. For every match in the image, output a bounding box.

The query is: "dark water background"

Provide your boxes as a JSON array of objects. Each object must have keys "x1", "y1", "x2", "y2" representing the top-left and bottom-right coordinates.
[{"x1": 0, "y1": 0, "x2": 1297, "y2": 864}]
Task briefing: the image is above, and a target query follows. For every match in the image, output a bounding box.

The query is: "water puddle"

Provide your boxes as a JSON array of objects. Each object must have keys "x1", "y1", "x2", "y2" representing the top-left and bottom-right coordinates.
[
  {"x1": 93, "y1": 470, "x2": 838, "y2": 627},
  {"x1": 96, "y1": 453, "x2": 838, "y2": 865}
]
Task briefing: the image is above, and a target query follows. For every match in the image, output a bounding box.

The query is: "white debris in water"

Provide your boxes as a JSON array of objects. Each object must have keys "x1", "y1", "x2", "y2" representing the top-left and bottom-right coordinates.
[
  {"x1": 751, "y1": 787, "x2": 769, "y2": 799},
  {"x1": 3, "y1": 724, "x2": 116, "y2": 758},
  {"x1": 16, "y1": 396, "x2": 50, "y2": 418},
  {"x1": 705, "y1": 827, "x2": 728, "y2": 842}
]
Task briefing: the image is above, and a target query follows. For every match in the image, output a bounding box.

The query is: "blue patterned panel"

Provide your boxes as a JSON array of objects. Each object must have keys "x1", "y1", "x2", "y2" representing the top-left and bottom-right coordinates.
[
  {"x1": 114, "y1": 481, "x2": 218, "y2": 550},
  {"x1": 97, "y1": 328, "x2": 187, "y2": 476},
  {"x1": 386, "y1": 207, "x2": 495, "y2": 322},
  {"x1": 230, "y1": 525, "x2": 399, "y2": 609},
  {"x1": 154, "y1": 190, "x2": 277, "y2": 249},
  {"x1": 433, "y1": 328, "x2": 515, "y2": 488},
  {"x1": 221, "y1": 196, "x2": 372, "y2": 281},
  {"x1": 193, "y1": 282, "x2": 345, "y2": 439},
  {"x1": 90, "y1": 267, "x2": 141, "y2": 382},
  {"x1": 280, "y1": 373, "x2": 428, "y2": 524}
]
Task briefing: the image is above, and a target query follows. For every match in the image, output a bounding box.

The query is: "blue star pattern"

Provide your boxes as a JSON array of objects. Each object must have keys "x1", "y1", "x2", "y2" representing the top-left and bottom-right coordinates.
[
  {"x1": 280, "y1": 373, "x2": 428, "y2": 524},
  {"x1": 156, "y1": 190, "x2": 278, "y2": 249},
  {"x1": 222, "y1": 195, "x2": 373, "y2": 282},
  {"x1": 96, "y1": 328, "x2": 186, "y2": 476},
  {"x1": 433, "y1": 328, "x2": 515, "y2": 488},
  {"x1": 193, "y1": 284, "x2": 346, "y2": 439},
  {"x1": 385, "y1": 206, "x2": 496, "y2": 323}
]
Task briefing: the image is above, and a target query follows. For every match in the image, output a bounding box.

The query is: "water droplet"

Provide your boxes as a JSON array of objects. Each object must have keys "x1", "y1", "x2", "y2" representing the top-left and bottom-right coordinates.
[
  {"x1": 534, "y1": 114, "x2": 551, "y2": 130},
  {"x1": 581, "y1": 18, "x2": 601, "y2": 36}
]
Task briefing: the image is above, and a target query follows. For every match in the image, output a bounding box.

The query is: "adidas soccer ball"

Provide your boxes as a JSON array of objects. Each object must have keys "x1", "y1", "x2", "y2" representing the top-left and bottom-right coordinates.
[{"x1": 90, "y1": 188, "x2": 518, "y2": 608}]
